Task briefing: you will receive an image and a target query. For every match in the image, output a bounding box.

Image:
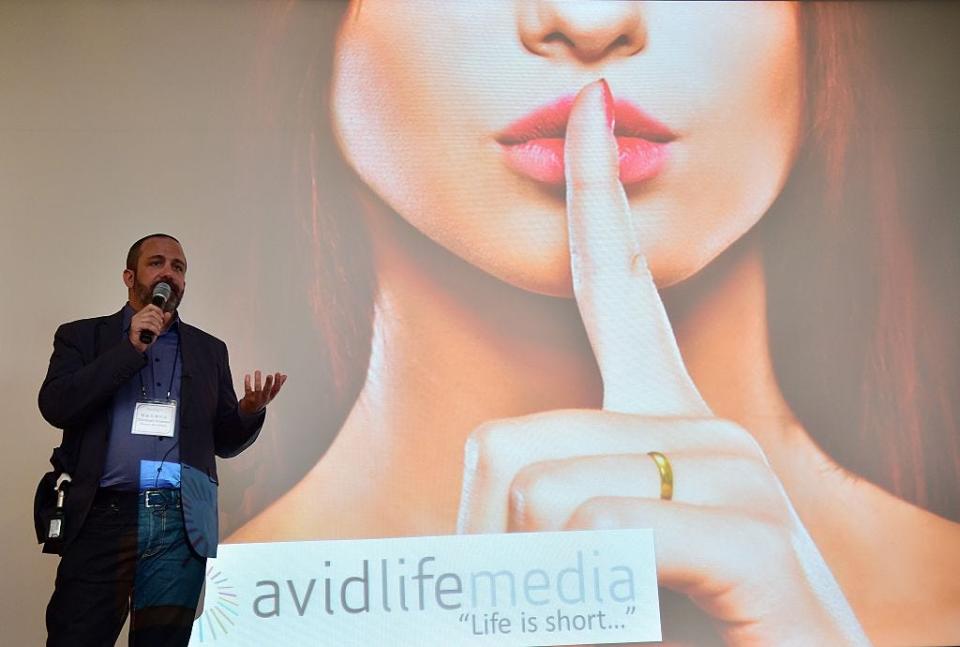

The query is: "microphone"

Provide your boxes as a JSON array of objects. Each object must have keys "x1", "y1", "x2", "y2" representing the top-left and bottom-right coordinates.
[{"x1": 139, "y1": 282, "x2": 173, "y2": 344}]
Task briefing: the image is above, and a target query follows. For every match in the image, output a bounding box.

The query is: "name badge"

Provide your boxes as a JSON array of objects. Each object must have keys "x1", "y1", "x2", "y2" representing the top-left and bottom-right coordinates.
[{"x1": 131, "y1": 399, "x2": 177, "y2": 437}]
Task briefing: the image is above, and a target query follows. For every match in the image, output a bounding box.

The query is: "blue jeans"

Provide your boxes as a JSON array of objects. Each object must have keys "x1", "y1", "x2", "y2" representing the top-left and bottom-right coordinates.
[
  {"x1": 47, "y1": 488, "x2": 206, "y2": 647},
  {"x1": 132, "y1": 489, "x2": 207, "y2": 639}
]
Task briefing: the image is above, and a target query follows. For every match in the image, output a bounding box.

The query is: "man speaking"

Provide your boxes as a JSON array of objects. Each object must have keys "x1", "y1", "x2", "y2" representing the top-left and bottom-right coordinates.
[{"x1": 36, "y1": 234, "x2": 286, "y2": 646}]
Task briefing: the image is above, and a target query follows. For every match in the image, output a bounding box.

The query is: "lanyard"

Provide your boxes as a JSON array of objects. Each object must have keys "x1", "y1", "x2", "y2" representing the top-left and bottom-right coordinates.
[{"x1": 138, "y1": 334, "x2": 181, "y2": 401}]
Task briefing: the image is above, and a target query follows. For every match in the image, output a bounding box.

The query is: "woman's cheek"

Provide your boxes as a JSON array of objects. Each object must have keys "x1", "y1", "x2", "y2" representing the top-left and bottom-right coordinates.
[{"x1": 636, "y1": 11, "x2": 801, "y2": 286}]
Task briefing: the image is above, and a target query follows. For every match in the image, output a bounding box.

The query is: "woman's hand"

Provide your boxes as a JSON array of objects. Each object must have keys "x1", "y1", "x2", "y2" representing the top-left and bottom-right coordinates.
[{"x1": 456, "y1": 80, "x2": 870, "y2": 646}]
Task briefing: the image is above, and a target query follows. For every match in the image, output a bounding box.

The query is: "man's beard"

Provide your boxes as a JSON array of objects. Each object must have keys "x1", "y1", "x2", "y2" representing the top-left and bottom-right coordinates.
[{"x1": 134, "y1": 276, "x2": 182, "y2": 312}]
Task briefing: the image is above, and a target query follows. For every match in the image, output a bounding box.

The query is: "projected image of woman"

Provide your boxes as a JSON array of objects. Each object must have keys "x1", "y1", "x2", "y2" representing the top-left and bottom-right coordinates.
[{"x1": 231, "y1": 2, "x2": 960, "y2": 645}]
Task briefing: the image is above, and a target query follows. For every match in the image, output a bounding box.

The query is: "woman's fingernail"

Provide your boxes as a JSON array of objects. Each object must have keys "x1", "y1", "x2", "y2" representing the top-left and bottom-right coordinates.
[{"x1": 600, "y1": 79, "x2": 615, "y2": 133}]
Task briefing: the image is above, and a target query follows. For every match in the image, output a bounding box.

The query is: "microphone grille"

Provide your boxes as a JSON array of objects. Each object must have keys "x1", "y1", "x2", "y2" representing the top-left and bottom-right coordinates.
[{"x1": 153, "y1": 282, "x2": 172, "y2": 300}]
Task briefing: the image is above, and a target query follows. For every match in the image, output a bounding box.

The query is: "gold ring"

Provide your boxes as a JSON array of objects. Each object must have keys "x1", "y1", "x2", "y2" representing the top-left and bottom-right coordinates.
[{"x1": 647, "y1": 451, "x2": 673, "y2": 500}]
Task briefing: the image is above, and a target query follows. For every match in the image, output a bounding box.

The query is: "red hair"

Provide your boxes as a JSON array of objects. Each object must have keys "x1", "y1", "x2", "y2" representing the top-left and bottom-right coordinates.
[{"x1": 762, "y1": 4, "x2": 960, "y2": 518}]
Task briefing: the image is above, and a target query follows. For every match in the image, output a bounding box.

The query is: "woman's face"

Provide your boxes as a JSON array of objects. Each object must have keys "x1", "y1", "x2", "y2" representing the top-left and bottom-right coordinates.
[{"x1": 332, "y1": 1, "x2": 801, "y2": 294}]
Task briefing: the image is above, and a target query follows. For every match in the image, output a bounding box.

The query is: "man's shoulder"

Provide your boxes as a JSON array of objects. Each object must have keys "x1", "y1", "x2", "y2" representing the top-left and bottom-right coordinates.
[{"x1": 56, "y1": 310, "x2": 123, "y2": 335}]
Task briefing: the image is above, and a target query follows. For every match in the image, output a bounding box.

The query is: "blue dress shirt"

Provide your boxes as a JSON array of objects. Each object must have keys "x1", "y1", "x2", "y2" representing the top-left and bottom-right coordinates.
[{"x1": 99, "y1": 304, "x2": 182, "y2": 491}]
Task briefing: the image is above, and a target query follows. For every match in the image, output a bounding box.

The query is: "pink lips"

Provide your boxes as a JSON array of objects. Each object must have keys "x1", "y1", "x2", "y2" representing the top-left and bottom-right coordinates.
[{"x1": 496, "y1": 94, "x2": 675, "y2": 186}]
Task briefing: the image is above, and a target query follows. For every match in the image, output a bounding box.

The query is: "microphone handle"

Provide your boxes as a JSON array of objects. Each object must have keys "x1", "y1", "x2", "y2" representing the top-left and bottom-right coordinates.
[{"x1": 138, "y1": 295, "x2": 166, "y2": 345}]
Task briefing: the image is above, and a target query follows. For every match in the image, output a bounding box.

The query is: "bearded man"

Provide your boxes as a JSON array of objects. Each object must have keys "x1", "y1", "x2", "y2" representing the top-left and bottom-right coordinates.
[{"x1": 36, "y1": 233, "x2": 286, "y2": 646}]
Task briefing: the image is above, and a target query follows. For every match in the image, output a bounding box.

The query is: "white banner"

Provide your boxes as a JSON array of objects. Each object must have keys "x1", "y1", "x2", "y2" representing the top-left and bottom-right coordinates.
[{"x1": 190, "y1": 529, "x2": 660, "y2": 646}]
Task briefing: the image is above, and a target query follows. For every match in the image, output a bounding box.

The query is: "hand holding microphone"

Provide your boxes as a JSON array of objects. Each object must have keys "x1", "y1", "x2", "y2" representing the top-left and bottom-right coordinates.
[{"x1": 130, "y1": 282, "x2": 173, "y2": 352}]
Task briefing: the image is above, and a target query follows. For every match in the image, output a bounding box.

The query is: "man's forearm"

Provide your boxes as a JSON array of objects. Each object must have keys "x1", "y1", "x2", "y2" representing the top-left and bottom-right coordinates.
[
  {"x1": 214, "y1": 406, "x2": 265, "y2": 458},
  {"x1": 38, "y1": 326, "x2": 147, "y2": 429}
]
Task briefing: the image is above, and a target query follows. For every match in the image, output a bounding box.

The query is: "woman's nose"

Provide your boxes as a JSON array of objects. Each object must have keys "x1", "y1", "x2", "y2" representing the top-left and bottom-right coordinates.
[{"x1": 518, "y1": 0, "x2": 647, "y2": 64}]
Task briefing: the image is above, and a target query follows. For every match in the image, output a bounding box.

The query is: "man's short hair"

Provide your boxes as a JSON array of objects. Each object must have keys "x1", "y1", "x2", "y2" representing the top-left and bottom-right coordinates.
[{"x1": 126, "y1": 233, "x2": 181, "y2": 271}]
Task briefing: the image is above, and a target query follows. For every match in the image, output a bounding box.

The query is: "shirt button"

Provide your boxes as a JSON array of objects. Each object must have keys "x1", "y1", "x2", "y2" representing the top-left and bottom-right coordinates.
[
  {"x1": 155, "y1": 358, "x2": 160, "y2": 362},
  {"x1": 156, "y1": 382, "x2": 162, "y2": 387}
]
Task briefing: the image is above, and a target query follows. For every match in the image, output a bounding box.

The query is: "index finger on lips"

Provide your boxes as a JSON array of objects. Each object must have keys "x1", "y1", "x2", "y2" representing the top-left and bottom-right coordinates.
[{"x1": 564, "y1": 80, "x2": 707, "y2": 417}]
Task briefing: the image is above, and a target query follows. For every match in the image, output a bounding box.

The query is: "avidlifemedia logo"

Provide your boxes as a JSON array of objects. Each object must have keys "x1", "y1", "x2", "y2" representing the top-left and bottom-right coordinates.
[{"x1": 193, "y1": 566, "x2": 239, "y2": 642}]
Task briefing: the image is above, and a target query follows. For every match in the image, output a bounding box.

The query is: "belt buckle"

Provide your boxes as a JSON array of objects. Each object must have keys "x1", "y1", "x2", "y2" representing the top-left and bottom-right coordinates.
[
  {"x1": 144, "y1": 489, "x2": 180, "y2": 508},
  {"x1": 144, "y1": 490, "x2": 161, "y2": 508}
]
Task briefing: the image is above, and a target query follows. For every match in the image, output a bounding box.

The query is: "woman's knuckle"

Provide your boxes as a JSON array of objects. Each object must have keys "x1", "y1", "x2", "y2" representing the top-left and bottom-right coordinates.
[
  {"x1": 567, "y1": 497, "x2": 621, "y2": 530},
  {"x1": 464, "y1": 419, "x2": 518, "y2": 473},
  {"x1": 509, "y1": 469, "x2": 549, "y2": 529}
]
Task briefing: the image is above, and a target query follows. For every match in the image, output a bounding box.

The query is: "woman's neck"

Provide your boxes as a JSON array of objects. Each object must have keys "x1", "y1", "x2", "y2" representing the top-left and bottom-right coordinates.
[
  {"x1": 274, "y1": 205, "x2": 960, "y2": 646},
  {"x1": 310, "y1": 204, "x2": 816, "y2": 536}
]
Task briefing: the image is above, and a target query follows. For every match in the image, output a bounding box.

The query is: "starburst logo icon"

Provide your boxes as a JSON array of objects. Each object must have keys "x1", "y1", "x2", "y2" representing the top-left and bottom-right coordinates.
[{"x1": 193, "y1": 566, "x2": 239, "y2": 642}]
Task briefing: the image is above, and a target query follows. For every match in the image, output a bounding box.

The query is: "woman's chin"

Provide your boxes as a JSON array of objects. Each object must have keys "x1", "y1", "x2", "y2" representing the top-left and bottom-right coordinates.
[
  {"x1": 453, "y1": 244, "x2": 711, "y2": 301},
  {"x1": 460, "y1": 245, "x2": 577, "y2": 299}
]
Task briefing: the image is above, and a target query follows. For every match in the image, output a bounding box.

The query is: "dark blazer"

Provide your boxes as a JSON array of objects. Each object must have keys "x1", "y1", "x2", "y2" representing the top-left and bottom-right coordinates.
[{"x1": 36, "y1": 308, "x2": 264, "y2": 558}]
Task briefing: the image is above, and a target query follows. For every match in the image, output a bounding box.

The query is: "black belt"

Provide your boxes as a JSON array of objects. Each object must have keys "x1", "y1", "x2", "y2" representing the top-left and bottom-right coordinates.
[
  {"x1": 93, "y1": 487, "x2": 181, "y2": 509},
  {"x1": 94, "y1": 487, "x2": 139, "y2": 509}
]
